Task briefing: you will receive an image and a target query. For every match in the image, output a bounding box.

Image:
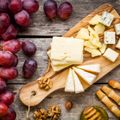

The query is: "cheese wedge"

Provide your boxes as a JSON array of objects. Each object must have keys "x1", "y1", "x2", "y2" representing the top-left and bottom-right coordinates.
[
  {"x1": 65, "y1": 69, "x2": 74, "y2": 92},
  {"x1": 77, "y1": 64, "x2": 101, "y2": 74},
  {"x1": 72, "y1": 70, "x2": 84, "y2": 93},
  {"x1": 73, "y1": 67, "x2": 96, "y2": 85},
  {"x1": 99, "y1": 43, "x2": 107, "y2": 54},
  {"x1": 94, "y1": 23, "x2": 105, "y2": 34},
  {"x1": 89, "y1": 15, "x2": 101, "y2": 25}
]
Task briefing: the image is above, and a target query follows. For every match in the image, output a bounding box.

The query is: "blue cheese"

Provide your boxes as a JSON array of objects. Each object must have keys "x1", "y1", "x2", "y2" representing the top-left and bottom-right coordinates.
[
  {"x1": 115, "y1": 23, "x2": 120, "y2": 35},
  {"x1": 104, "y1": 31, "x2": 116, "y2": 44},
  {"x1": 103, "y1": 48, "x2": 119, "y2": 62},
  {"x1": 100, "y1": 11, "x2": 114, "y2": 26}
]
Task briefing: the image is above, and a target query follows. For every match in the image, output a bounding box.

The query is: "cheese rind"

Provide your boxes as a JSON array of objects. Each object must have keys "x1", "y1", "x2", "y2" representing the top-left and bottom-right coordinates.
[
  {"x1": 104, "y1": 32, "x2": 116, "y2": 44},
  {"x1": 103, "y1": 48, "x2": 119, "y2": 62},
  {"x1": 73, "y1": 67, "x2": 96, "y2": 85},
  {"x1": 100, "y1": 11, "x2": 114, "y2": 26},
  {"x1": 116, "y1": 39, "x2": 120, "y2": 49},
  {"x1": 72, "y1": 70, "x2": 84, "y2": 93},
  {"x1": 115, "y1": 23, "x2": 120, "y2": 35},
  {"x1": 65, "y1": 69, "x2": 74, "y2": 92},
  {"x1": 77, "y1": 64, "x2": 101, "y2": 74}
]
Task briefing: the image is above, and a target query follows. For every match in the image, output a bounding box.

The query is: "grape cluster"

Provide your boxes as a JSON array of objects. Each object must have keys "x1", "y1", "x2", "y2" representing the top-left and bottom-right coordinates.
[{"x1": 0, "y1": 0, "x2": 39, "y2": 119}]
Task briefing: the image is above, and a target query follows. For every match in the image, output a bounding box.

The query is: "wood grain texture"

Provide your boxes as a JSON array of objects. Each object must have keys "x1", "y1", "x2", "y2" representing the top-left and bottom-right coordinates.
[{"x1": 8, "y1": 0, "x2": 120, "y2": 120}]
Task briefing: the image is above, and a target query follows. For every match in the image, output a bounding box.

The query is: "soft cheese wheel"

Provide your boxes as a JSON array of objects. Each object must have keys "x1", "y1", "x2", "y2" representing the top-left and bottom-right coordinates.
[
  {"x1": 73, "y1": 67, "x2": 96, "y2": 85},
  {"x1": 65, "y1": 69, "x2": 74, "y2": 92},
  {"x1": 77, "y1": 64, "x2": 101, "y2": 74},
  {"x1": 72, "y1": 70, "x2": 84, "y2": 93}
]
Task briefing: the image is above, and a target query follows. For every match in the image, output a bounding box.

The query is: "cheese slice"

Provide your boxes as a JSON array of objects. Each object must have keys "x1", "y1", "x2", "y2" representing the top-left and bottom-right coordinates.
[
  {"x1": 94, "y1": 23, "x2": 105, "y2": 34},
  {"x1": 115, "y1": 23, "x2": 120, "y2": 35},
  {"x1": 72, "y1": 70, "x2": 84, "y2": 93},
  {"x1": 89, "y1": 15, "x2": 101, "y2": 25},
  {"x1": 116, "y1": 39, "x2": 120, "y2": 49},
  {"x1": 77, "y1": 64, "x2": 101, "y2": 74},
  {"x1": 99, "y1": 43, "x2": 107, "y2": 54},
  {"x1": 73, "y1": 67, "x2": 96, "y2": 85},
  {"x1": 65, "y1": 69, "x2": 74, "y2": 92},
  {"x1": 84, "y1": 41, "x2": 97, "y2": 49}
]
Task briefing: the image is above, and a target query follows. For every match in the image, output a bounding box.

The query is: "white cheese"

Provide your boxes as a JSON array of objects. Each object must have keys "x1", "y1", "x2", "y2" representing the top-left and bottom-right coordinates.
[
  {"x1": 72, "y1": 70, "x2": 84, "y2": 93},
  {"x1": 94, "y1": 23, "x2": 105, "y2": 34},
  {"x1": 76, "y1": 28, "x2": 90, "y2": 40},
  {"x1": 104, "y1": 31, "x2": 116, "y2": 44},
  {"x1": 100, "y1": 11, "x2": 114, "y2": 26},
  {"x1": 89, "y1": 15, "x2": 101, "y2": 25},
  {"x1": 77, "y1": 64, "x2": 101, "y2": 74},
  {"x1": 116, "y1": 39, "x2": 120, "y2": 49},
  {"x1": 73, "y1": 67, "x2": 96, "y2": 85},
  {"x1": 51, "y1": 37, "x2": 84, "y2": 64},
  {"x1": 65, "y1": 69, "x2": 74, "y2": 92},
  {"x1": 115, "y1": 23, "x2": 120, "y2": 35},
  {"x1": 103, "y1": 48, "x2": 119, "y2": 62}
]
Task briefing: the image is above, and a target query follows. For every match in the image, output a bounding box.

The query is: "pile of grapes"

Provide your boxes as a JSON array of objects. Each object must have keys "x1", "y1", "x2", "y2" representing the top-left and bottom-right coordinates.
[{"x1": 0, "y1": 0, "x2": 39, "y2": 119}]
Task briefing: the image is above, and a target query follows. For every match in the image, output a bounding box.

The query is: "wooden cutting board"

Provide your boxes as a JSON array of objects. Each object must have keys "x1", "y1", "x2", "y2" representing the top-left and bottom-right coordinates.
[{"x1": 19, "y1": 3, "x2": 120, "y2": 107}]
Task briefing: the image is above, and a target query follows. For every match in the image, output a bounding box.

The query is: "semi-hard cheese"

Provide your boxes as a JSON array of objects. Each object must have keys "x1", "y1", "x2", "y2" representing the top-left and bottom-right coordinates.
[
  {"x1": 73, "y1": 67, "x2": 96, "y2": 85},
  {"x1": 94, "y1": 23, "x2": 105, "y2": 34},
  {"x1": 104, "y1": 31, "x2": 116, "y2": 44},
  {"x1": 115, "y1": 23, "x2": 120, "y2": 35},
  {"x1": 89, "y1": 15, "x2": 101, "y2": 25},
  {"x1": 65, "y1": 69, "x2": 74, "y2": 92},
  {"x1": 103, "y1": 48, "x2": 119, "y2": 62},
  {"x1": 77, "y1": 64, "x2": 101, "y2": 74},
  {"x1": 99, "y1": 43, "x2": 107, "y2": 54},
  {"x1": 72, "y1": 70, "x2": 84, "y2": 93},
  {"x1": 100, "y1": 11, "x2": 114, "y2": 27},
  {"x1": 51, "y1": 37, "x2": 84, "y2": 64}
]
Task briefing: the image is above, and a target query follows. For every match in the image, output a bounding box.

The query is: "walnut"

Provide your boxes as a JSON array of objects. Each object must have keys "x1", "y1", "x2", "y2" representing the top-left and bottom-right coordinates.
[
  {"x1": 47, "y1": 105, "x2": 61, "y2": 120},
  {"x1": 38, "y1": 77, "x2": 53, "y2": 91},
  {"x1": 33, "y1": 108, "x2": 48, "y2": 120},
  {"x1": 64, "y1": 100, "x2": 73, "y2": 111}
]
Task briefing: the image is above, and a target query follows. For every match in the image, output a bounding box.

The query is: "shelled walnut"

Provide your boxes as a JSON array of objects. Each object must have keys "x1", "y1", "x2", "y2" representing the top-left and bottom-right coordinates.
[
  {"x1": 33, "y1": 108, "x2": 48, "y2": 120},
  {"x1": 38, "y1": 77, "x2": 53, "y2": 91},
  {"x1": 47, "y1": 105, "x2": 61, "y2": 120}
]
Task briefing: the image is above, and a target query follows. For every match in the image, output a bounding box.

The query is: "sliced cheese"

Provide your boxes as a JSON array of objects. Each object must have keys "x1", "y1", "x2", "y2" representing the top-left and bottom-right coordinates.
[
  {"x1": 72, "y1": 70, "x2": 84, "y2": 93},
  {"x1": 100, "y1": 11, "x2": 114, "y2": 27},
  {"x1": 103, "y1": 48, "x2": 119, "y2": 62},
  {"x1": 85, "y1": 47, "x2": 101, "y2": 57},
  {"x1": 84, "y1": 41, "x2": 97, "y2": 49},
  {"x1": 94, "y1": 23, "x2": 105, "y2": 34},
  {"x1": 115, "y1": 23, "x2": 120, "y2": 35},
  {"x1": 89, "y1": 15, "x2": 101, "y2": 25},
  {"x1": 51, "y1": 37, "x2": 84, "y2": 64},
  {"x1": 65, "y1": 69, "x2": 74, "y2": 92},
  {"x1": 73, "y1": 67, "x2": 96, "y2": 85},
  {"x1": 77, "y1": 64, "x2": 101, "y2": 74},
  {"x1": 76, "y1": 28, "x2": 90, "y2": 40},
  {"x1": 104, "y1": 31, "x2": 116, "y2": 44},
  {"x1": 116, "y1": 39, "x2": 120, "y2": 49},
  {"x1": 99, "y1": 43, "x2": 107, "y2": 54}
]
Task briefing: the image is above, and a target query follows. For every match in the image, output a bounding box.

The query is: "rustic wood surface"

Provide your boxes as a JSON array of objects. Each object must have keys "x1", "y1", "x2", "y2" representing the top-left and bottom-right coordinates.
[{"x1": 10, "y1": 0, "x2": 120, "y2": 120}]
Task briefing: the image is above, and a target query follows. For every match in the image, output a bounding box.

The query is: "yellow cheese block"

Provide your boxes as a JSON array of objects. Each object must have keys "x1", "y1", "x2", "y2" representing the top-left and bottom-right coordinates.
[{"x1": 94, "y1": 23, "x2": 105, "y2": 34}]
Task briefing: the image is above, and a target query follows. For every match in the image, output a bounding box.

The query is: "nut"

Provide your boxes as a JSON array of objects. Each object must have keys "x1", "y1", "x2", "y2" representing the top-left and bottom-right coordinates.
[{"x1": 64, "y1": 100, "x2": 73, "y2": 111}]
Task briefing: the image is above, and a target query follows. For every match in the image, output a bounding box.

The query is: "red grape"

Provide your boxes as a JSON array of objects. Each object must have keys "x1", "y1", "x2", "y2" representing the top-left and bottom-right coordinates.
[
  {"x1": 0, "y1": 0, "x2": 9, "y2": 12},
  {"x1": 0, "y1": 51, "x2": 15, "y2": 67},
  {"x1": 0, "y1": 13, "x2": 10, "y2": 34},
  {"x1": 1, "y1": 24, "x2": 17, "y2": 40},
  {"x1": 58, "y1": 2, "x2": 73, "y2": 20},
  {"x1": 9, "y1": 0, "x2": 22, "y2": 14},
  {"x1": 0, "y1": 91, "x2": 14, "y2": 106},
  {"x1": 23, "y1": 59, "x2": 37, "y2": 78},
  {"x1": 0, "y1": 102, "x2": 8, "y2": 117},
  {"x1": 0, "y1": 67, "x2": 18, "y2": 80},
  {"x1": 22, "y1": 0, "x2": 39, "y2": 14},
  {"x1": 22, "y1": 40, "x2": 36, "y2": 56},
  {"x1": 15, "y1": 10, "x2": 30, "y2": 27},
  {"x1": 44, "y1": 0, "x2": 57, "y2": 20},
  {"x1": 3, "y1": 39, "x2": 21, "y2": 53},
  {"x1": 0, "y1": 79, "x2": 6, "y2": 93},
  {"x1": 12, "y1": 54, "x2": 18, "y2": 67},
  {"x1": 1, "y1": 107, "x2": 16, "y2": 120}
]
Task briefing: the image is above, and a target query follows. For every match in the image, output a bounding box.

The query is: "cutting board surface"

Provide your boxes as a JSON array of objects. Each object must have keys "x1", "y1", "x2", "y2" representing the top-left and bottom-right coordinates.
[{"x1": 19, "y1": 3, "x2": 120, "y2": 106}]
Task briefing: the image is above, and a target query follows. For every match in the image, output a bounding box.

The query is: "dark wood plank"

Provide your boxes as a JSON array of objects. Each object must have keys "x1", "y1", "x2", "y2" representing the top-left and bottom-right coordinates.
[
  {"x1": 9, "y1": 84, "x2": 118, "y2": 120},
  {"x1": 19, "y1": 0, "x2": 120, "y2": 36}
]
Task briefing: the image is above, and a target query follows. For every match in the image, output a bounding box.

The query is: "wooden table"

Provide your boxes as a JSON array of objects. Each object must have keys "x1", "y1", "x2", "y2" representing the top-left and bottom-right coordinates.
[{"x1": 11, "y1": 0, "x2": 120, "y2": 120}]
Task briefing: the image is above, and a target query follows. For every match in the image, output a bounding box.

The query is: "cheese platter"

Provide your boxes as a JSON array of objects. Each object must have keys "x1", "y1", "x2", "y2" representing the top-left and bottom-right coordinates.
[{"x1": 19, "y1": 3, "x2": 120, "y2": 107}]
